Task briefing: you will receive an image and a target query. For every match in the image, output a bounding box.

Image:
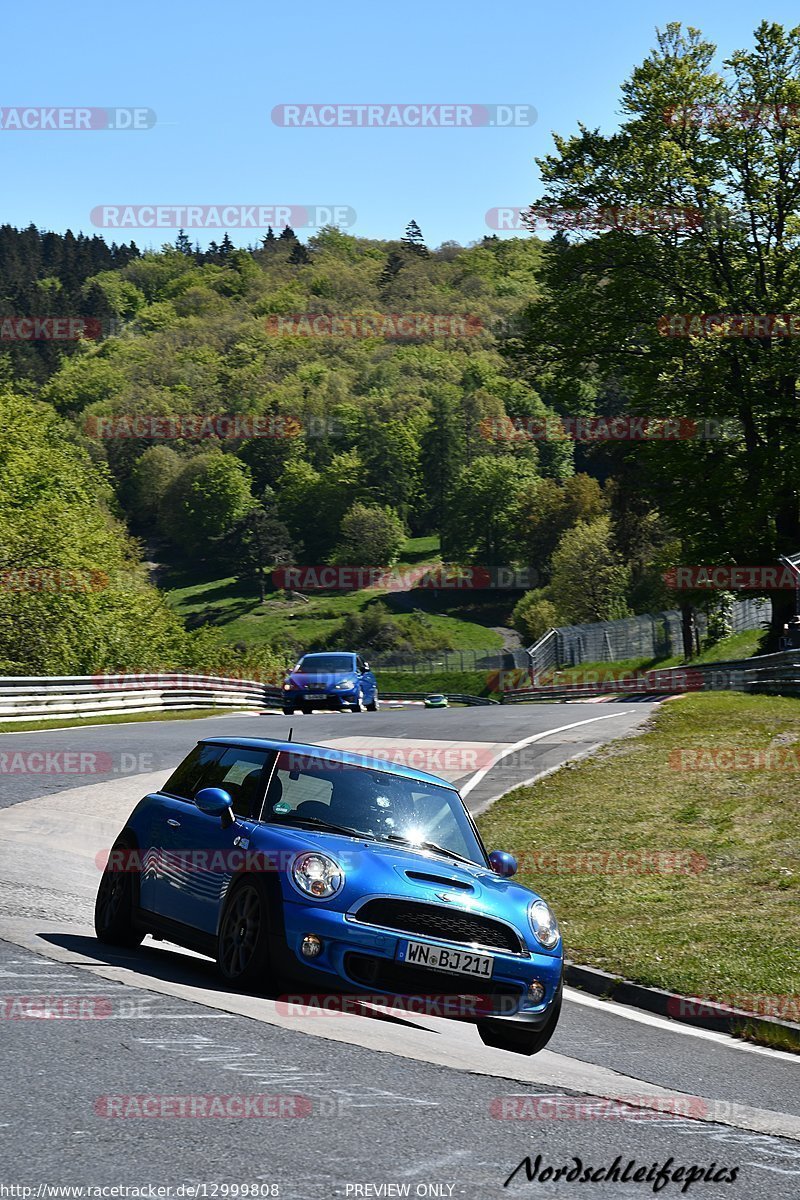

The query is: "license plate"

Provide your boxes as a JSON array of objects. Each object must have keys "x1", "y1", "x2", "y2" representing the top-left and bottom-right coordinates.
[{"x1": 398, "y1": 940, "x2": 494, "y2": 978}]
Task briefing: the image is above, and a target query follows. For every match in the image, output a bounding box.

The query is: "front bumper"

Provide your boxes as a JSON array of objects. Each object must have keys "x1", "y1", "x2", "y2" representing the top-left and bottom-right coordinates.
[
  {"x1": 282, "y1": 688, "x2": 358, "y2": 709},
  {"x1": 279, "y1": 899, "x2": 563, "y2": 1025}
]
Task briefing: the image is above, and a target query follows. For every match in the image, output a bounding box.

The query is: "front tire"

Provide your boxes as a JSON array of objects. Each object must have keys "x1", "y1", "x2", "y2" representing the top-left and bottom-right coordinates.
[
  {"x1": 477, "y1": 987, "x2": 562, "y2": 1056},
  {"x1": 217, "y1": 877, "x2": 273, "y2": 988},
  {"x1": 94, "y1": 835, "x2": 144, "y2": 948},
  {"x1": 282, "y1": 707, "x2": 295, "y2": 715},
  {"x1": 350, "y1": 693, "x2": 366, "y2": 713}
]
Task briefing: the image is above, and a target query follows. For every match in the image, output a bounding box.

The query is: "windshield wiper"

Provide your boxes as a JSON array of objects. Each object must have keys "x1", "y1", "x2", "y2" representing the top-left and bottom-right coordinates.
[
  {"x1": 274, "y1": 815, "x2": 366, "y2": 838},
  {"x1": 379, "y1": 832, "x2": 476, "y2": 866}
]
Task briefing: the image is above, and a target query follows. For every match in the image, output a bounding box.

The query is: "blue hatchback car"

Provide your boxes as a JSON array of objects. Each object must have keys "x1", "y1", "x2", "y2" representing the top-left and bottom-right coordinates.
[
  {"x1": 95, "y1": 736, "x2": 563, "y2": 1055},
  {"x1": 282, "y1": 652, "x2": 378, "y2": 714}
]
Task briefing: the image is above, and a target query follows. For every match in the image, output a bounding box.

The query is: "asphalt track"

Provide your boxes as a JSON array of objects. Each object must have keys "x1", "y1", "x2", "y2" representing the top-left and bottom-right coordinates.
[{"x1": 0, "y1": 704, "x2": 798, "y2": 1197}]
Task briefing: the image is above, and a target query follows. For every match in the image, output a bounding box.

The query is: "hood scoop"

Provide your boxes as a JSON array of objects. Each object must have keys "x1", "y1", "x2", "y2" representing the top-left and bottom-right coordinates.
[{"x1": 405, "y1": 870, "x2": 474, "y2": 892}]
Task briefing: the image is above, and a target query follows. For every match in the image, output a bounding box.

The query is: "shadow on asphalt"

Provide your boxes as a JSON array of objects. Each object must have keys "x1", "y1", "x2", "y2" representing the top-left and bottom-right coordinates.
[{"x1": 37, "y1": 931, "x2": 433, "y2": 1032}]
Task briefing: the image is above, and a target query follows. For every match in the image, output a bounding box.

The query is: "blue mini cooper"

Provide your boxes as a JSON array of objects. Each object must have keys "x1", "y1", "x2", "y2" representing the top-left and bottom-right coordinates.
[{"x1": 95, "y1": 736, "x2": 563, "y2": 1055}]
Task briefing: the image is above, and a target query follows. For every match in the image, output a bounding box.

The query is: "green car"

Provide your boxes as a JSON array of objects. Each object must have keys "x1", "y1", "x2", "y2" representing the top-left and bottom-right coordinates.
[{"x1": 424, "y1": 693, "x2": 449, "y2": 708}]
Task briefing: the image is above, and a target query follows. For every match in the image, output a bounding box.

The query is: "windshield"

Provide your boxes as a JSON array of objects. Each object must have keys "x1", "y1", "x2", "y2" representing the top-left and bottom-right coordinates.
[
  {"x1": 294, "y1": 654, "x2": 355, "y2": 674},
  {"x1": 262, "y1": 750, "x2": 486, "y2": 866}
]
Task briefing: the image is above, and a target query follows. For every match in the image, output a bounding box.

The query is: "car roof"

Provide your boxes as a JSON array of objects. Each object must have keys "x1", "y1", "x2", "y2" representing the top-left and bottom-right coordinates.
[
  {"x1": 197, "y1": 736, "x2": 454, "y2": 788},
  {"x1": 299, "y1": 651, "x2": 355, "y2": 658}
]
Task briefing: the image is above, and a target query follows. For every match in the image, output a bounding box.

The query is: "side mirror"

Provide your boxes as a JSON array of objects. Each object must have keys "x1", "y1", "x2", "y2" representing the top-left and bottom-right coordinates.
[
  {"x1": 362, "y1": 661, "x2": 370, "y2": 672},
  {"x1": 489, "y1": 850, "x2": 518, "y2": 878},
  {"x1": 195, "y1": 787, "x2": 234, "y2": 819}
]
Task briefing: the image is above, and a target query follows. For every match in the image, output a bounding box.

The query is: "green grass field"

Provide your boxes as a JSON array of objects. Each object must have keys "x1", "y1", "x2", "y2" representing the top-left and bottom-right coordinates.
[
  {"x1": 476, "y1": 691, "x2": 800, "y2": 1050},
  {"x1": 162, "y1": 536, "x2": 507, "y2": 654}
]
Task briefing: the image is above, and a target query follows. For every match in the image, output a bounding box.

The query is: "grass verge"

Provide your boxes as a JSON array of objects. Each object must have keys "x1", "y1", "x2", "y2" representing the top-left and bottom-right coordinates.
[
  {"x1": 378, "y1": 670, "x2": 497, "y2": 698},
  {"x1": 0, "y1": 708, "x2": 237, "y2": 734},
  {"x1": 476, "y1": 691, "x2": 799, "y2": 1047}
]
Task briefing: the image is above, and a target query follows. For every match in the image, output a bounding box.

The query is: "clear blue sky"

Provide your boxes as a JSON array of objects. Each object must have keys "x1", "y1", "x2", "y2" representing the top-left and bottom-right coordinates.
[{"x1": 1, "y1": 1, "x2": 797, "y2": 249}]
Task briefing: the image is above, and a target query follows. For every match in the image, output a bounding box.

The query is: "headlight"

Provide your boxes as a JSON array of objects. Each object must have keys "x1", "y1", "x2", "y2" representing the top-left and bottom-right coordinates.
[
  {"x1": 528, "y1": 900, "x2": 560, "y2": 949},
  {"x1": 334, "y1": 678, "x2": 356, "y2": 690},
  {"x1": 282, "y1": 683, "x2": 292, "y2": 691},
  {"x1": 292, "y1": 852, "x2": 344, "y2": 899}
]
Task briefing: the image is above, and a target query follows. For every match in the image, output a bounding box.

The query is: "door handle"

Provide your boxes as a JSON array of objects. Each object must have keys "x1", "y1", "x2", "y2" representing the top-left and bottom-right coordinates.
[{"x1": 166, "y1": 818, "x2": 181, "y2": 828}]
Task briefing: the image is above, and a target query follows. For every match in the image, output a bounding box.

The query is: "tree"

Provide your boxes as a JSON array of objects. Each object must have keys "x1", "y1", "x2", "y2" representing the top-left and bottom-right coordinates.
[
  {"x1": 262, "y1": 227, "x2": 277, "y2": 247},
  {"x1": 442, "y1": 456, "x2": 539, "y2": 563},
  {"x1": 401, "y1": 220, "x2": 429, "y2": 257},
  {"x1": 126, "y1": 445, "x2": 183, "y2": 527},
  {"x1": 511, "y1": 589, "x2": 559, "y2": 644},
  {"x1": 160, "y1": 453, "x2": 253, "y2": 555},
  {"x1": 378, "y1": 250, "x2": 406, "y2": 294},
  {"x1": 333, "y1": 502, "x2": 406, "y2": 566},
  {"x1": 279, "y1": 226, "x2": 297, "y2": 241},
  {"x1": 549, "y1": 516, "x2": 631, "y2": 624},
  {"x1": 289, "y1": 241, "x2": 311, "y2": 265},
  {"x1": 222, "y1": 503, "x2": 293, "y2": 601},
  {"x1": 0, "y1": 389, "x2": 189, "y2": 674},
  {"x1": 276, "y1": 452, "x2": 365, "y2": 562},
  {"x1": 514, "y1": 474, "x2": 606, "y2": 579},
  {"x1": 419, "y1": 388, "x2": 464, "y2": 528},
  {"x1": 174, "y1": 229, "x2": 193, "y2": 256},
  {"x1": 359, "y1": 417, "x2": 421, "y2": 519},
  {"x1": 518, "y1": 20, "x2": 800, "y2": 644}
]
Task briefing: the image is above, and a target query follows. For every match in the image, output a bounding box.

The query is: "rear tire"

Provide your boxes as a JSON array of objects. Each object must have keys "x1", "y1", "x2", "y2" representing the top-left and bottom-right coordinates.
[
  {"x1": 366, "y1": 695, "x2": 379, "y2": 712},
  {"x1": 282, "y1": 707, "x2": 295, "y2": 715},
  {"x1": 94, "y1": 835, "x2": 144, "y2": 948},
  {"x1": 477, "y1": 987, "x2": 562, "y2": 1056},
  {"x1": 217, "y1": 877, "x2": 274, "y2": 989}
]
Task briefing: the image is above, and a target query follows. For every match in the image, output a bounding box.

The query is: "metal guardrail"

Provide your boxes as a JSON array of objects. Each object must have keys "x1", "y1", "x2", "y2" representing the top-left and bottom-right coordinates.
[
  {"x1": 0, "y1": 675, "x2": 497, "y2": 723},
  {"x1": 0, "y1": 674, "x2": 284, "y2": 723},
  {"x1": 501, "y1": 649, "x2": 800, "y2": 703}
]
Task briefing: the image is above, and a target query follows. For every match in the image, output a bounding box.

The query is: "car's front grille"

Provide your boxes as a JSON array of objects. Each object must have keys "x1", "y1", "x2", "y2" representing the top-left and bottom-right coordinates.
[
  {"x1": 352, "y1": 899, "x2": 523, "y2": 953},
  {"x1": 344, "y1": 952, "x2": 522, "y2": 1015}
]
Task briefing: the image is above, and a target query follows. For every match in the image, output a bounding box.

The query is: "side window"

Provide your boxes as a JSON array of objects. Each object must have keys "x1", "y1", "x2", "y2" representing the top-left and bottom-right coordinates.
[
  {"x1": 210, "y1": 748, "x2": 272, "y2": 819},
  {"x1": 262, "y1": 752, "x2": 334, "y2": 822},
  {"x1": 164, "y1": 745, "x2": 271, "y2": 820},
  {"x1": 356, "y1": 656, "x2": 366, "y2": 674},
  {"x1": 162, "y1": 744, "x2": 220, "y2": 801}
]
